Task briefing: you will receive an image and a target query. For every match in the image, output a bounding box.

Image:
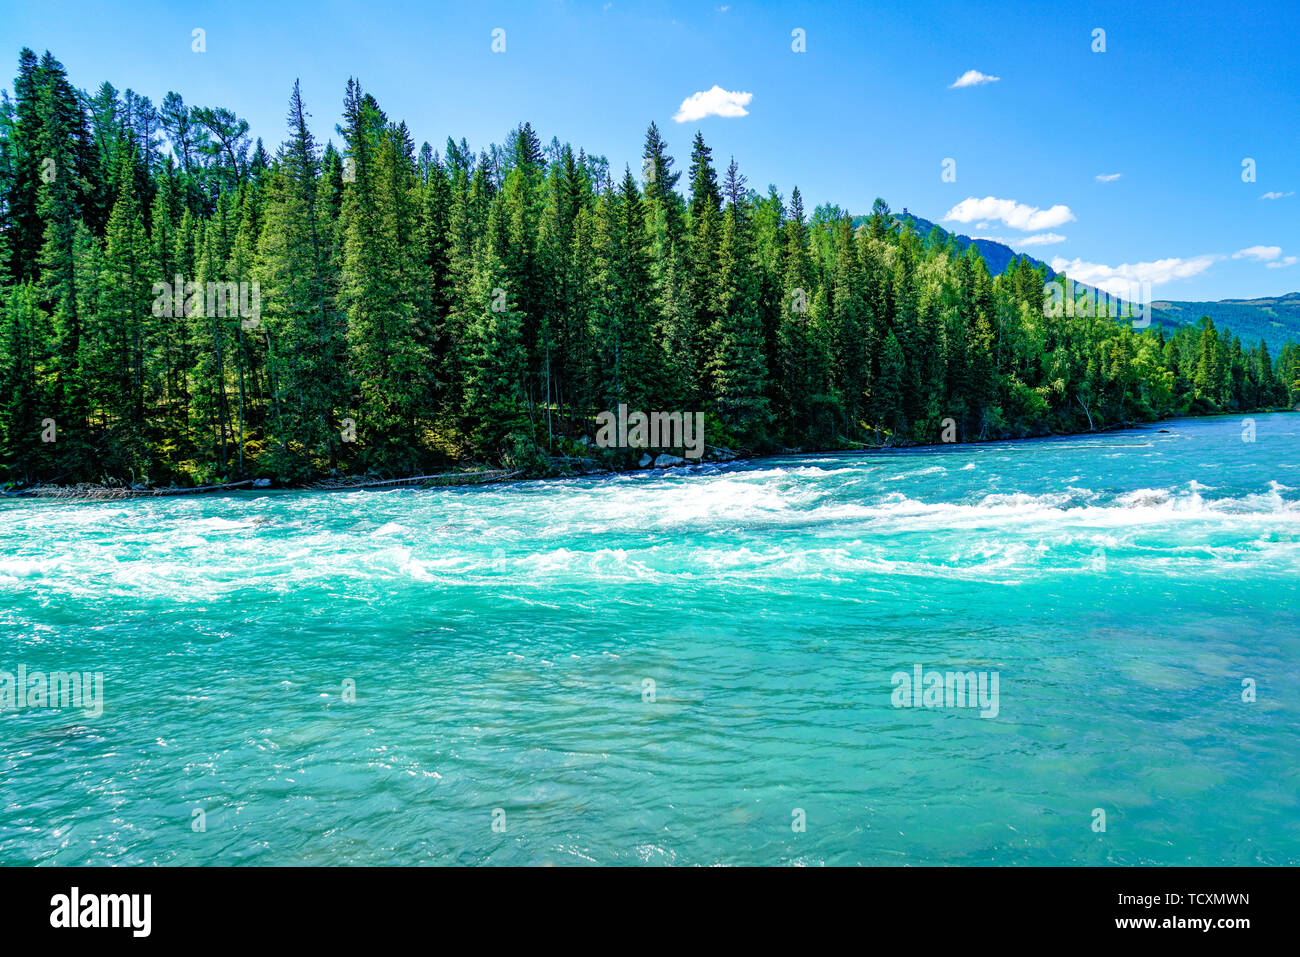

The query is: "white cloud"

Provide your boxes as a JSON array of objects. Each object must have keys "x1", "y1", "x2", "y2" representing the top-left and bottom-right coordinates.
[
  {"x1": 1233, "y1": 245, "x2": 1282, "y2": 262},
  {"x1": 1261, "y1": 191, "x2": 1294, "y2": 200},
  {"x1": 943, "y1": 196, "x2": 1075, "y2": 231},
  {"x1": 1017, "y1": 233, "x2": 1067, "y2": 246},
  {"x1": 950, "y1": 69, "x2": 1000, "y2": 88},
  {"x1": 1049, "y1": 255, "x2": 1220, "y2": 296},
  {"x1": 1266, "y1": 256, "x2": 1298, "y2": 269},
  {"x1": 672, "y1": 86, "x2": 752, "y2": 122},
  {"x1": 1095, "y1": 173, "x2": 1122, "y2": 183}
]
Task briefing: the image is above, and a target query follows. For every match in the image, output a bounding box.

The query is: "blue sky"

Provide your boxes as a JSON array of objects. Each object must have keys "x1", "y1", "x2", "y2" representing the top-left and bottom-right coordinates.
[{"x1": 4, "y1": 0, "x2": 1298, "y2": 300}]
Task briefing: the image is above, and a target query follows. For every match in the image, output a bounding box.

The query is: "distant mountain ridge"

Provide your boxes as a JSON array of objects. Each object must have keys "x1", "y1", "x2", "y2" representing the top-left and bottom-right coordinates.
[
  {"x1": 1149, "y1": 292, "x2": 1300, "y2": 351},
  {"x1": 880, "y1": 212, "x2": 1300, "y2": 350}
]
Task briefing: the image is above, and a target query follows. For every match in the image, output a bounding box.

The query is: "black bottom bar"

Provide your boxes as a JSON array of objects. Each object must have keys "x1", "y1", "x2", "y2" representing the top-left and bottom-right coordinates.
[{"x1": 0, "y1": 865, "x2": 1279, "y2": 945}]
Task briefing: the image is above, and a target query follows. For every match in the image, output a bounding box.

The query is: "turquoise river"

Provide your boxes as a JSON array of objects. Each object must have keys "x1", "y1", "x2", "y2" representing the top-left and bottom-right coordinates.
[{"x1": 2, "y1": 413, "x2": 1298, "y2": 865}]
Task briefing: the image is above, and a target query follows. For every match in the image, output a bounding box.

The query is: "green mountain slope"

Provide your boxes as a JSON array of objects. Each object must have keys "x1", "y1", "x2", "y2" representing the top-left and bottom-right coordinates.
[
  {"x1": 1149, "y1": 293, "x2": 1300, "y2": 350},
  {"x1": 886, "y1": 213, "x2": 1300, "y2": 349}
]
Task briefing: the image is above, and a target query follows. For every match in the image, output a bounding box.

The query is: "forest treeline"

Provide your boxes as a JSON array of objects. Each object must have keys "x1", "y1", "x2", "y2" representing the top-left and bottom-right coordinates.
[{"x1": 1, "y1": 49, "x2": 1297, "y2": 485}]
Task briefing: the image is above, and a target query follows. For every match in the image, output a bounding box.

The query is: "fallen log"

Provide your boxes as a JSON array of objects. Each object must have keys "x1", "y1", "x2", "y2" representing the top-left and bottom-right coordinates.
[
  {"x1": 16, "y1": 480, "x2": 254, "y2": 501},
  {"x1": 306, "y1": 469, "x2": 522, "y2": 491}
]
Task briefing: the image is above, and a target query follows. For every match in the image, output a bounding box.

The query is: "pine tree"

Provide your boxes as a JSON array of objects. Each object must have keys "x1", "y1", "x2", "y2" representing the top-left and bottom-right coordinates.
[
  {"x1": 35, "y1": 51, "x2": 100, "y2": 475},
  {"x1": 337, "y1": 80, "x2": 430, "y2": 471},
  {"x1": 828, "y1": 218, "x2": 870, "y2": 436},
  {"x1": 0, "y1": 281, "x2": 52, "y2": 477},
  {"x1": 876, "y1": 331, "x2": 906, "y2": 440},
  {"x1": 591, "y1": 169, "x2": 659, "y2": 412},
  {"x1": 642, "y1": 121, "x2": 684, "y2": 254},
  {"x1": 252, "y1": 82, "x2": 348, "y2": 478},
  {"x1": 1193, "y1": 316, "x2": 1225, "y2": 407},
  {"x1": 462, "y1": 245, "x2": 530, "y2": 463},
  {"x1": 681, "y1": 132, "x2": 722, "y2": 405},
  {"x1": 94, "y1": 157, "x2": 154, "y2": 472},
  {"x1": 708, "y1": 160, "x2": 770, "y2": 441}
]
